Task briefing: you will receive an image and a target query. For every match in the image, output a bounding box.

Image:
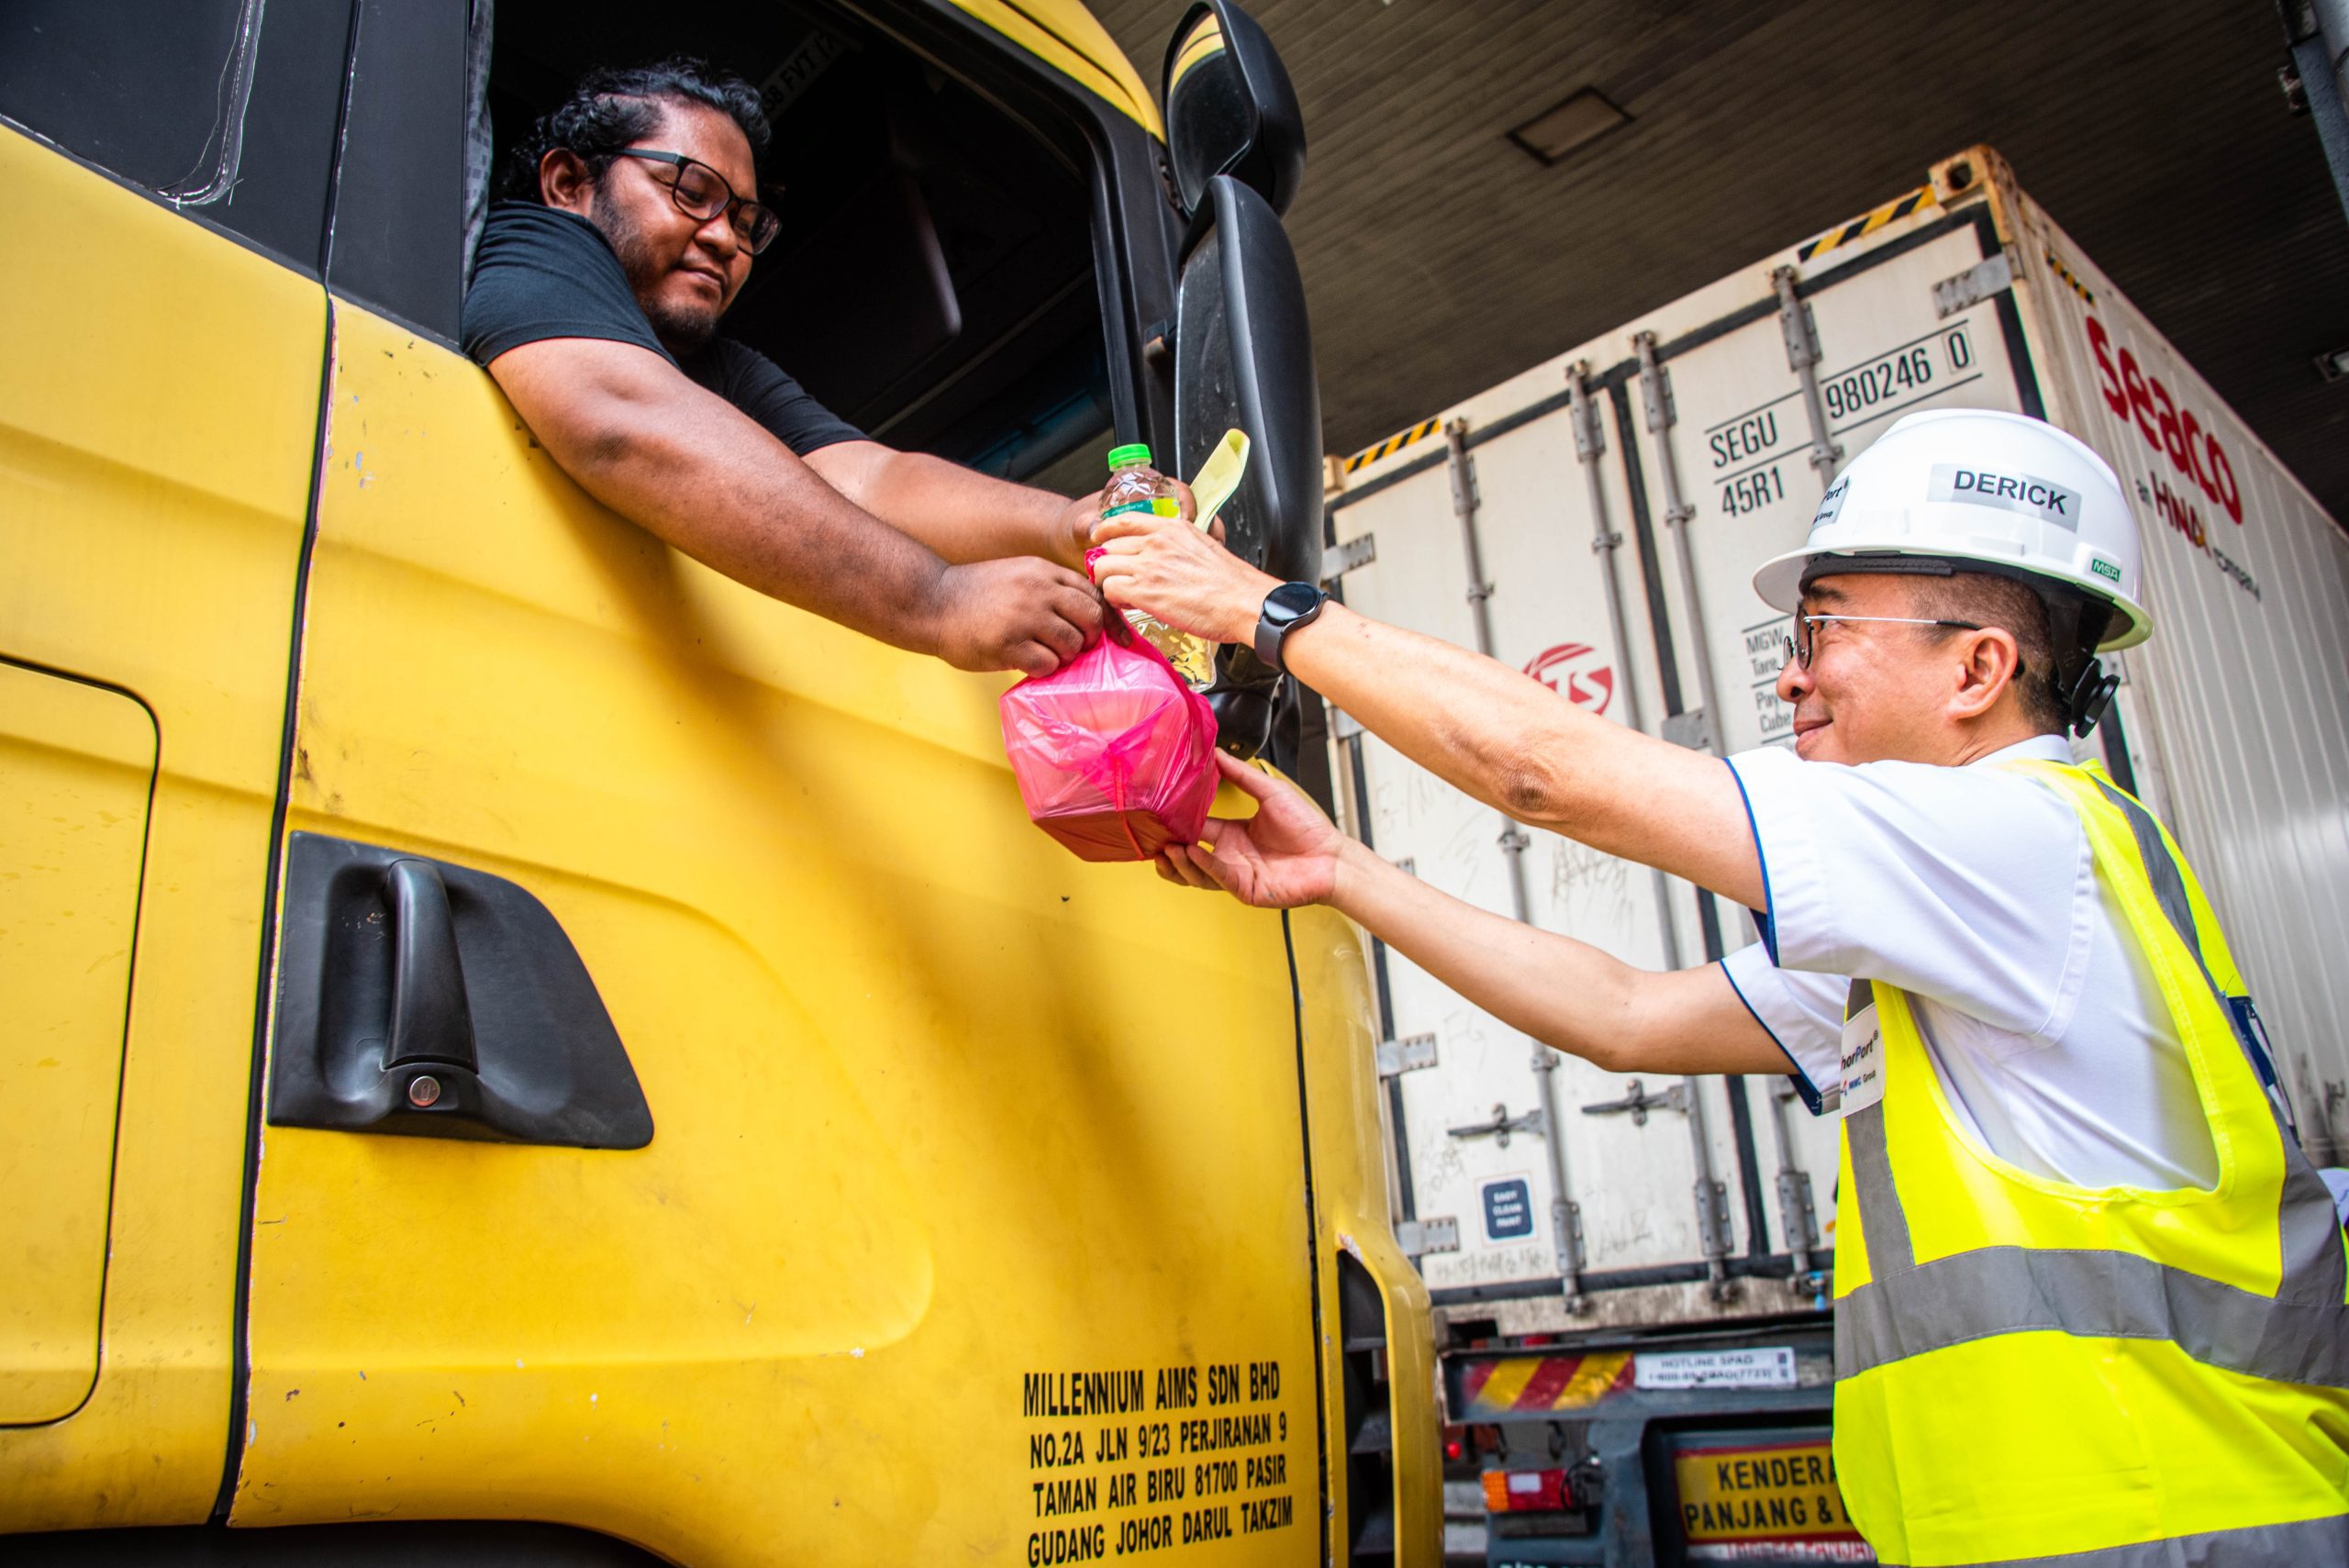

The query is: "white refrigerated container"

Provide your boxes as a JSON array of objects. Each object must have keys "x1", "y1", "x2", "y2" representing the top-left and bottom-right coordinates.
[{"x1": 1330, "y1": 146, "x2": 2349, "y2": 1340}]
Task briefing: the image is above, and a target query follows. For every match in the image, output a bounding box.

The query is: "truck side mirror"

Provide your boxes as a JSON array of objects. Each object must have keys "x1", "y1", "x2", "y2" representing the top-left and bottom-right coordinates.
[
  {"x1": 1162, "y1": 2, "x2": 1319, "y2": 762},
  {"x1": 1162, "y1": 1, "x2": 1306, "y2": 220},
  {"x1": 1174, "y1": 175, "x2": 1322, "y2": 759}
]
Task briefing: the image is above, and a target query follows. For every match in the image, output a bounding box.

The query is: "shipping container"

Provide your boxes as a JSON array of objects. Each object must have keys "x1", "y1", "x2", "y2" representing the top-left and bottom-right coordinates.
[{"x1": 1323, "y1": 146, "x2": 2349, "y2": 1567}]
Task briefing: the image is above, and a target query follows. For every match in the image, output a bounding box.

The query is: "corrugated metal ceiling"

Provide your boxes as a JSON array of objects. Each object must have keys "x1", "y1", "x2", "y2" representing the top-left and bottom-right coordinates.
[{"x1": 1089, "y1": 0, "x2": 2349, "y2": 518}]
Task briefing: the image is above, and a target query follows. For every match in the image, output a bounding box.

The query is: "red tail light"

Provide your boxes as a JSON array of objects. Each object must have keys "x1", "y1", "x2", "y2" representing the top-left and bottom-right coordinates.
[{"x1": 1482, "y1": 1467, "x2": 1570, "y2": 1512}]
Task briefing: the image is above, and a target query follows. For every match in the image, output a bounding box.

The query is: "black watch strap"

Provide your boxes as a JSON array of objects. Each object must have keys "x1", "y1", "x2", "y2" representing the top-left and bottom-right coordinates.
[{"x1": 1252, "y1": 583, "x2": 1329, "y2": 674}]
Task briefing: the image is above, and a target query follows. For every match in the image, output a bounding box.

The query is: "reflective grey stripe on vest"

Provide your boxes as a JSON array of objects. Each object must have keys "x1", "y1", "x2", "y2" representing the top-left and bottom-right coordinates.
[
  {"x1": 2087, "y1": 775, "x2": 2347, "y2": 1310},
  {"x1": 1837, "y1": 779, "x2": 2349, "y2": 1386},
  {"x1": 1946, "y1": 1511, "x2": 2349, "y2": 1568},
  {"x1": 2089, "y1": 776, "x2": 2281, "y2": 1088},
  {"x1": 1842, "y1": 978, "x2": 1918, "y2": 1281},
  {"x1": 1837, "y1": 1241, "x2": 2349, "y2": 1387}
]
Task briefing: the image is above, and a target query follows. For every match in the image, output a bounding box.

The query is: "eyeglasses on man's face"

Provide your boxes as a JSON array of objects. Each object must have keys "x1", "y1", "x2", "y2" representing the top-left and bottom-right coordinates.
[
  {"x1": 1779, "y1": 612, "x2": 1984, "y2": 670},
  {"x1": 611, "y1": 148, "x2": 782, "y2": 255}
]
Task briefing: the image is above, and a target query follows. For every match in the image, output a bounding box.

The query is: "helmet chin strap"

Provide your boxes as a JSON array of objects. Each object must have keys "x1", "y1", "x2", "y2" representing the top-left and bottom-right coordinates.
[
  {"x1": 2064, "y1": 662, "x2": 2121, "y2": 739},
  {"x1": 2040, "y1": 590, "x2": 2117, "y2": 738}
]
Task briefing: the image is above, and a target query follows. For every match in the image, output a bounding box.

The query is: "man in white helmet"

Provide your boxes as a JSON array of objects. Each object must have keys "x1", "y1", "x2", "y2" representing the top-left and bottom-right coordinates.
[{"x1": 1093, "y1": 406, "x2": 2349, "y2": 1567}]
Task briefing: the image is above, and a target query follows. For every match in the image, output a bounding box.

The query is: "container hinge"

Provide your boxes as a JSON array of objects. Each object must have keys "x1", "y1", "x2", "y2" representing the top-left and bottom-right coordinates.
[
  {"x1": 1776, "y1": 1166, "x2": 1820, "y2": 1254},
  {"x1": 1444, "y1": 418, "x2": 1480, "y2": 518},
  {"x1": 1396, "y1": 1216, "x2": 1461, "y2": 1258},
  {"x1": 1551, "y1": 1197, "x2": 1587, "y2": 1278},
  {"x1": 1776, "y1": 276, "x2": 1823, "y2": 372},
  {"x1": 1393, "y1": 856, "x2": 1417, "y2": 878},
  {"x1": 1662, "y1": 709, "x2": 1712, "y2": 751},
  {"x1": 1579, "y1": 1077, "x2": 1687, "y2": 1128},
  {"x1": 1324, "y1": 533, "x2": 1377, "y2": 583},
  {"x1": 1636, "y1": 339, "x2": 1677, "y2": 433},
  {"x1": 1932, "y1": 251, "x2": 2014, "y2": 318},
  {"x1": 1447, "y1": 1102, "x2": 1546, "y2": 1149},
  {"x1": 1589, "y1": 528, "x2": 1624, "y2": 556},
  {"x1": 1773, "y1": 266, "x2": 1845, "y2": 482},
  {"x1": 1565, "y1": 361, "x2": 1607, "y2": 462},
  {"x1": 1329, "y1": 705, "x2": 1364, "y2": 742},
  {"x1": 1695, "y1": 1177, "x2": 1733, "y2": 1262},
  {"x1": 1375, "y1": 1031, "x2": 1440, "y2": 1078},
  {"x1": 1497, "y1": 824, "x2": 1531, "y2": 857}
]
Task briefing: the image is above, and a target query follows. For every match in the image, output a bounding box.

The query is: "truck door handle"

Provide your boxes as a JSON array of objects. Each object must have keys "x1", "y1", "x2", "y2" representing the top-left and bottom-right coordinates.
[
  {"x1": 270, "y1": 832, "x2": 653, "y2": 1149},
  {"x1": 383, "y1": 859, "x2": 480, "y2": 1074}
]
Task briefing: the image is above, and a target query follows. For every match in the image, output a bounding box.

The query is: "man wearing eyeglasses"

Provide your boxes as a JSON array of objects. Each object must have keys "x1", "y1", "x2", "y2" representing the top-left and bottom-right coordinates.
[
  {"x1": 461, "y1": 59, "x2": 1113, "y2": 678},
  {"x1": 1094, "y1": 406, "x2": 2349, "y2": 1566}
]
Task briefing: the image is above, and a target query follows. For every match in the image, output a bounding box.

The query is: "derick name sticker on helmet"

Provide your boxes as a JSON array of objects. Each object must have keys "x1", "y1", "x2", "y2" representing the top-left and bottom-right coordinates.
[{"x1": 1926, "y1": 464, "x2": 2080, "y2": 529}]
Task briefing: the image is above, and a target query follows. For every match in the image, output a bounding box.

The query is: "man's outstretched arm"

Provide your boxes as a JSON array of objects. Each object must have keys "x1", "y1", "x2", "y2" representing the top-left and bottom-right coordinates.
[
  {"x1": 807, "y1": 442, "x2": 1095, "y2": 570},
  {"x1": 489, "y1": 337, "x2": 1103, "y2": 675},
  {"x1": 1091, "y1": 513, "x2": 1764, "y2": 909},
  {"x1": 1161, "y1": 753, "x2": 1785, "y2": 1077}
]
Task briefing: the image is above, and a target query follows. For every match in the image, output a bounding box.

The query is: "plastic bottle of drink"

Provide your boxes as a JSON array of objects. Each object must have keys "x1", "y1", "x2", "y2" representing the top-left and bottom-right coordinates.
[{"x1": 1098, "y1": 442, "x2": 1215, "y2": 689}]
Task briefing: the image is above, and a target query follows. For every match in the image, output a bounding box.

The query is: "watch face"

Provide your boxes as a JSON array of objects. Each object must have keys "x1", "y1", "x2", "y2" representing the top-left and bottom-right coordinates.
[{"x1": 1265, "y1": 582, "x2": 1323, "y2": 622}]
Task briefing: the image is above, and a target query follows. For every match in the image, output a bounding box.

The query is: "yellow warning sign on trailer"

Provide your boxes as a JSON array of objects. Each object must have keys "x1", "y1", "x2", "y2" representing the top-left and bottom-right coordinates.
[
  {"x1": 1344, "y1": 416, "x2": 1443, "y2": 473},
  {"x1": 1797, "y1": 184, "x2": 1937, "y2": 263}
]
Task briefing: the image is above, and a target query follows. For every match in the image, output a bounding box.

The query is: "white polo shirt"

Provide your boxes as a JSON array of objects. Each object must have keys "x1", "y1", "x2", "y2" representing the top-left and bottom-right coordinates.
[{"x1": 1719, "y1": 733, "x2": 2219, "y2": 1190}]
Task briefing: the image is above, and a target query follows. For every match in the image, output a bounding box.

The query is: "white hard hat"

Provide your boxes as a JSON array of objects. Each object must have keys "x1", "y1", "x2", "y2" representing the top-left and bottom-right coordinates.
[{"x1": 1752, "y1": 407, "x2": 2152, "y2": 651}]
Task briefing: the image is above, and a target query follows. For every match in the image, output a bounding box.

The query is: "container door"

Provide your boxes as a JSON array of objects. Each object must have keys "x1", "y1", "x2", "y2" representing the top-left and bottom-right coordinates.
[
  {"x1": 1330, "y1": 401, "x2": 1770, "y2": 1314},
  {"x1": 1620, "y1": 191, "x2": 2034, "y2": 1206},
  {"x1": 1638, "y1": 202, "x2": 2032, "y2": 763},
  {"x1": 231, "y1": 6, "x2": 1324, "y2": 1562}
]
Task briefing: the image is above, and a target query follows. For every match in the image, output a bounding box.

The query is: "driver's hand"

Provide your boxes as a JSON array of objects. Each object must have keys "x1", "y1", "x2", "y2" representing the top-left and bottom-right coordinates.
[{"x1": 930, "y1": 557, "x2": 1106, "y2": 677}]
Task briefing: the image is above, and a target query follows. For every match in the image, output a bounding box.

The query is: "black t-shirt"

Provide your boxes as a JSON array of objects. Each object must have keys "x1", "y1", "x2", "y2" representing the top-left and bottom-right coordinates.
[{"x1": 460, "y1": 202, "x2": 864, "y2": 457}]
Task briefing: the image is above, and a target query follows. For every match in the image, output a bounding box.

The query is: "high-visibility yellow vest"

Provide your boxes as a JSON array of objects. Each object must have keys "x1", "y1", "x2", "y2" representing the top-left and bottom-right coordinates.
[{"x1": 1830, "y1": 759, "x2": 2349, "y2": 1567}]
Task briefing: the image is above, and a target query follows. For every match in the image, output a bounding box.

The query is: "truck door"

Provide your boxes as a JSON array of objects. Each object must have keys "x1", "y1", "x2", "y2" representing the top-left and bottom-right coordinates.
[
  {"x1": 228, "y1": 4, "x2": 1343, "y2": 1562},
  {"x1": 0, "y1": 0, "x2": 345, "y2": 1527}
]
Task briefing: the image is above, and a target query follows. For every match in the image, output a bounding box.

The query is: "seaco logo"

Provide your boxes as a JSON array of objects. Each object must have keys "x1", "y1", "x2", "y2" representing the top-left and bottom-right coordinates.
[
  {"x1": 2086, "y1": 313, "x2": 2242, "y2": 528},
  {"x1": 1524, "y1": 643, "x2": 1614, "y2": 716}
]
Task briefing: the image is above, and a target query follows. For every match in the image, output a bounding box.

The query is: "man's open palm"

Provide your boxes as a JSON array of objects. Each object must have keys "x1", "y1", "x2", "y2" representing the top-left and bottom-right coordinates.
[{"x1": 1155, "y1": 751, "x2": 1343, "y2": 908}]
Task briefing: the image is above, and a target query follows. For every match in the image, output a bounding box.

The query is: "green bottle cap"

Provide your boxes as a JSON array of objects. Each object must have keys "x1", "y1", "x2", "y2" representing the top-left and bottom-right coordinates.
[{"x1": 1106, "y1": 442, "x2": 1153, "y2": 471}]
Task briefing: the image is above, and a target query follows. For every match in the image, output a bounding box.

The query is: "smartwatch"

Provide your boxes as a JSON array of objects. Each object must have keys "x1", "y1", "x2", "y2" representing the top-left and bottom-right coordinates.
[{"x1": 1252, "y1": 582, "x2": 1329, "y2": 674}]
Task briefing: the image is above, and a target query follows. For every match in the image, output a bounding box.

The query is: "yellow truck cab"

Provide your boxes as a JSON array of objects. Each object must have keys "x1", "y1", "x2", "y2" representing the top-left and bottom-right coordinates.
[{"x1": 0, "y1": 1, "x2": 1437, "y2": 1562}]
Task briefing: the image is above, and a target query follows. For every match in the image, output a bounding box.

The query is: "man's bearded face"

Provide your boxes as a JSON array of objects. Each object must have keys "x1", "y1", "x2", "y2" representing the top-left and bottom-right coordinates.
[{"x1": 588, "y1": 101, "x2": 757, "y2": 355}]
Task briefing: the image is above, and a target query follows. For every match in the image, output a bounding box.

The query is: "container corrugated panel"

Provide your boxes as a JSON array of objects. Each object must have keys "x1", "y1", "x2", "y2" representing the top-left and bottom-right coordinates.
[{"x1": 1988, "y1": 154, "x2": 2349, "y2": 1150}]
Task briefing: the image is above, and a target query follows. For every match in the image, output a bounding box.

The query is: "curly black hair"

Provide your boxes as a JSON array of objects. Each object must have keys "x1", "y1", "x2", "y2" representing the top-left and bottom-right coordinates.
[{"x1": 500, "y1": 57, "x2": 771, "y2": 202}]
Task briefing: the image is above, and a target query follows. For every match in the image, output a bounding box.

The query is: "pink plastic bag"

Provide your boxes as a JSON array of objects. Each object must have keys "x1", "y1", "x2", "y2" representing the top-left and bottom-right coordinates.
[{"x1": 999, "y1": 617, "x2": 1219, "y2": 862}]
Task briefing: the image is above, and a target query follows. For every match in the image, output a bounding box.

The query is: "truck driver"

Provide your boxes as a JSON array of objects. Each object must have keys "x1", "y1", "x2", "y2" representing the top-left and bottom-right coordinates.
[{"x1": 462, "y1": 58, "x2": 1119, "y2": 678}]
